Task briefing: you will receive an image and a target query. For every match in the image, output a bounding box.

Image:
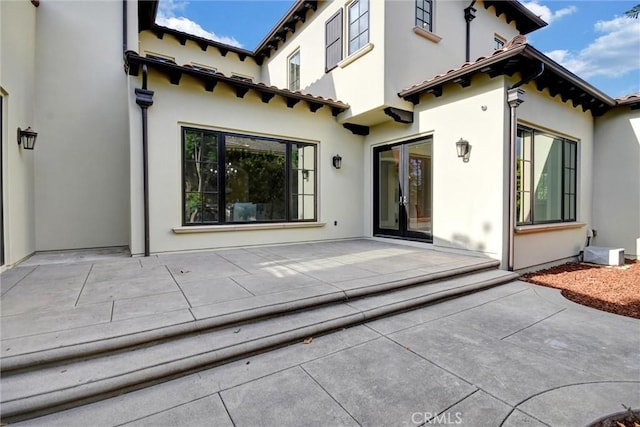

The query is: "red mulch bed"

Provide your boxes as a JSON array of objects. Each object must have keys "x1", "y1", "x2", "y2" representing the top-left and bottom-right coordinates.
[{"x1": 521, "y1": 259, "x2": 640, "y2": 319}]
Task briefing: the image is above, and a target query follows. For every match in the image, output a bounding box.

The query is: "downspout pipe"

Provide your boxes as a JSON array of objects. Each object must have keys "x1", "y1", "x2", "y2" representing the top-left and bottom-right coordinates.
[
  {"x1": 506, "y1": 62, "x2": 545, "y2": 271},
  {"x1": 135, "y1": 66, "x2": 154, "y2": 256},
  {"x1": 464, "y1": 1, "x2": 476, "y2": 63},
  {"x1": 122, "y1": 0, "x2": 127, "y2": 53}
]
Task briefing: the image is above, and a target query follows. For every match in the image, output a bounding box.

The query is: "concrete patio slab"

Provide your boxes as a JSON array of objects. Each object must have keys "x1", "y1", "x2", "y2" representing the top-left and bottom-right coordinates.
[
  {"x1": 442, "y1": 287, "x2": 566, "y2": 339},
  {"x1": 389, "y1": 314, "x2": 601, "y2": 406},
  {"x1": 122, "y1": 394, "x2": 232, "y2": 427},
  {"x1": 301, "y1": 337, "x2": 476, "y2": 426},
  {"x1": 111, "y1": 292, "x2": 190, "y2": 321},
  {"x1": 176, "y1": 276, "x2": 253, "y2": 307},
  {"x1": 0, "y1": 266, "x2": 36, "y2": 296},
  {"x1": 7, "y1": 277, "x2": 639, "y2": 426},
  {"x1": 221, "y1": 367, "x2": 358, "y2": 426},
  {"x1": 1, "y1": 302, "x2": 112, "y2": 340},
  {"x1": 228, "y1": 270, "x2": 324, "y2": 296},
  {"x1": 515, "y1": 381, "x2": 640, "y2": 426},
  {"x1": 504, "y1": 304, "x2": 640, "y2": 381},
  {"x1": 365, "y1": 281, "x2": 530, "y2": 335},
  {"x1": 443, "y1": 390, "x2": 513, "y2": 427}
]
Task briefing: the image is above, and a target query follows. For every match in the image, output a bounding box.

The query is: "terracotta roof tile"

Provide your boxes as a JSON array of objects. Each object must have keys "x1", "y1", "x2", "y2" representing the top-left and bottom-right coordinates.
[
  {"x1": 616, "y1": 92, "x2": 640, "y2": 102},
  {"x1": 399, "y1": 35, "x2": 529, "y2": 94}
]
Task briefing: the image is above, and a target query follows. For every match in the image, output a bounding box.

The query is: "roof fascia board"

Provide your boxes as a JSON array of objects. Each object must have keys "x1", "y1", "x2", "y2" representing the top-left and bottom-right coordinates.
[
  {"x1": 125, "y1": 52, "x2": 349, "y2": 113},
  {"x1": 255, "y1": 0, "x2": 306, "y2": 53},
  {"x1": 520, "y1": 45, "x2": 616, "y2": 106},
  {"x1": 151, "y1": 25, "x2": 255, "y2": 58}
]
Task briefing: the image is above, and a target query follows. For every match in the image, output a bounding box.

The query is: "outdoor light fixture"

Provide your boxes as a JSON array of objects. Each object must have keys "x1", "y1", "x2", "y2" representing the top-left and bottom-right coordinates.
[
  {"x1": 17, "y1": 127, "x2": 38, "y2": 150},
  {"x1": 456, "y1": 138, "x2": 471, "y2": 162},
  {"x1": 332, "y1": 154, "x2": 342, "y2": 169}
]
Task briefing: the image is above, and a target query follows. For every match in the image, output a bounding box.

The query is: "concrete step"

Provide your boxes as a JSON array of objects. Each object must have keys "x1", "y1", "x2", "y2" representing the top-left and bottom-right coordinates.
[
  {"x1": 0, "y1": 267, "x2": 517, "y2": 422},
  {"x1": 2, "y1": 258, "x2": 500, "y2": 371}
]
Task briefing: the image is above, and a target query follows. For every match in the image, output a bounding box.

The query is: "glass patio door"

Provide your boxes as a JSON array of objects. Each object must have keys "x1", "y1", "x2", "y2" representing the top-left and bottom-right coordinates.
[{"x1": 373, "y1": 138, "x2": 432, "y2": 241}]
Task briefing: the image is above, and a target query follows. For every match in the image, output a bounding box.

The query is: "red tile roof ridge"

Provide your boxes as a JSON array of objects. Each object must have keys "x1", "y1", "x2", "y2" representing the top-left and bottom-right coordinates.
[{"x1": 616, "y1": 92, "x2": 640, "y2": 101}]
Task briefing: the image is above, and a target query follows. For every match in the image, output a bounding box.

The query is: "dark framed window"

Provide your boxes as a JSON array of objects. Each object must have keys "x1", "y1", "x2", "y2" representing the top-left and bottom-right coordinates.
[
  {"x1": 325, "y1": 9, "x2": 343, "y2": 71},
  {"x1": 348, "y1": 0, "x2": 369, "y2": 55},
  {"x1": 288, "y1": 50, "x2": 300, "y2": 91},
  {"x1": 516, "y1": 125, "x2": 577, "y2": 225},
  {"x1": 416, "y1": 0, "x2": 433, "y2": 32},
  {"x1": 182, "y1": 128, "x2": 317, "y2": 225},
  {"x1": 494, "y1": 35, "x2": 505, "y2": 50}
]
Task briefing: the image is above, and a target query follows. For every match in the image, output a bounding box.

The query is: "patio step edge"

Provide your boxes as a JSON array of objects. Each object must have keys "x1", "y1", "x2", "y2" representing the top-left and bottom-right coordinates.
[
  {"x1": 0, "y1": 260, "x2": 500, "y2": 372},
  {"x1": 0, "y1": 270, "x2": 517, "y2": 423}
]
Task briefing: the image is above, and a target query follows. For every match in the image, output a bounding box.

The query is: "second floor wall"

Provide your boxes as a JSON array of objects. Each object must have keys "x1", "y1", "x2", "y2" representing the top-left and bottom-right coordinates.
[{"x1": 262, "y1": 0, "x2": 523, "y2": 124}]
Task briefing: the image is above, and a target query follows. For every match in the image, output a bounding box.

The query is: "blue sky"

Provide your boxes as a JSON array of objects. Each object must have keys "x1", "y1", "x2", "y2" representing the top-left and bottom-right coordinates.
[{"x1": 157, "y1": 0, "x2": 640, "y2": 98}]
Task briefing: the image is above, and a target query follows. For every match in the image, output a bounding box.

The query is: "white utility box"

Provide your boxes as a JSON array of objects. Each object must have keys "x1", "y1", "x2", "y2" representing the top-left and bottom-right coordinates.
[{"x1": 583, "y1": 246, "x2": 625, "y2": 266}]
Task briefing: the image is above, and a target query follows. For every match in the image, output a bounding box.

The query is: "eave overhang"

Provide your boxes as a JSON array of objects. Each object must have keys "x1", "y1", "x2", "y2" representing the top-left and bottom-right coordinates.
[
  {"x1": 150, "y1": 25, "x2": 256, "y2": 63},
  {"x1": 125, "y1": 52, "x2": 349, "y2": 116},
  {"x1": 399, "y1": 44, "x2": 616, "y2": 117},
  {"x1": 482, "y1": 0, "x2": 547, "y2": 34},
  {"x1": 254, "y1": 1, "x2": 319, "y2": 62},
  {"x1": 138, "y1": 0, "x2": 159, "y2": 32}
]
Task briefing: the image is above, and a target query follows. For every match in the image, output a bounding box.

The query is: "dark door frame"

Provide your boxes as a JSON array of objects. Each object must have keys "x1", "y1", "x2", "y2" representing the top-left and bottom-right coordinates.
[
  {"x1": 1, "y1": 94, "x2": 5, "y2": 266},
  {"x1": 373, "y1": 137, "x2": 433, "y2": 242}
]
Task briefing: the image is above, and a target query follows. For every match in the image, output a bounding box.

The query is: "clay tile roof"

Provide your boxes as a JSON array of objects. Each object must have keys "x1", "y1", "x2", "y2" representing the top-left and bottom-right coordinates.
[
  {"x1": 399, "y1": 36, "x2": 530, "y2": 95},
  {"x1": 616, "y1": 92, "x2": 640, "y2": 108},
  {"x1": 398, "y1": 35, "x2": 616, "y2": 117},
  {"x1": 616, "y1": 92, "x2": 640, "y2": 102},
  {"x1": 125, "y1": 52, "x2": 349, "y2": 115}
]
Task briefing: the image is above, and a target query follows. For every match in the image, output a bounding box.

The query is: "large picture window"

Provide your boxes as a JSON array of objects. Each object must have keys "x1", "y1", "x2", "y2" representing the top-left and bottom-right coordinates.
[
  {"x1": 182, "y1": 128, "x2": 317, "y2": 225},
  {"x1": 516, "y1": 125, "x2": 577, "y2": 225},
  {"x1": 348, "y1": 0, "x2": 369, "y2": 55}
]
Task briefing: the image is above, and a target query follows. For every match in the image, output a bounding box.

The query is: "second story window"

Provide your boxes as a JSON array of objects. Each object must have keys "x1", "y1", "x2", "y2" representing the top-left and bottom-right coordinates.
[
  {"x1": 494, "y1": 35, "x2": 505, "y2": 50},
  {"x1": 416, "y1": 0, "x2": 433, "y2": 32},
  {"x1": 348, "y1": 0, "x2": 369, "y2": 55},
  {"x1": 288, "y1": 50, "x2": 300, "y2": 91}
]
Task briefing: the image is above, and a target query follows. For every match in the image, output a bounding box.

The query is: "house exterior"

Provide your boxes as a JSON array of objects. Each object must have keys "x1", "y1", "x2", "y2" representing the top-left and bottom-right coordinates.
[{"x1": 2, "y1": 0, "x2": 638, "y2": 272}]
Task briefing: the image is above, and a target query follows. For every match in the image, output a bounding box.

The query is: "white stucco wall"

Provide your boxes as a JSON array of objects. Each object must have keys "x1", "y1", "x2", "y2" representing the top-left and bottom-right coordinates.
[
  {"x1": 127, "y1": 71, "x2": 365, "y2": 255},
  {"x1": 383, "y1": 0, "x2": 519, "y2": 110},
  {"x1": 262, "y1": 0, "x2": 386, "y2": 124},
  {"x1": 363, "y1": 75, "x2": 508, "y2": 261},
  {"x1": 513, "y1": 80, "x2": 595, "y2": 270},
  {"x1": 33, "y1": 1, "x2": 130, "y2": 251},
  {"x1": 593, "y1": 106, "x2": 640, "y2": 258},
  {"x1": 0, "y1": 0, "x2": 38, "y2": 267}
]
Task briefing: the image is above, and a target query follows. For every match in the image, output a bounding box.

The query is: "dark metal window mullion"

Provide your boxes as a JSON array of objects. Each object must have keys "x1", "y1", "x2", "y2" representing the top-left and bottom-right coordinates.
[
  {"x1": 530, "y1": 128, "x2": 536, "y2": 225},
  {"x1": 199, "y1": 131, "x2": 206, "y2": 224},
  {"x1": 285, "y1": 142, "x2": 291, "y2": 221},
  {"x1": 561, "y1": 138, "x2": 566, "y2": 222},
  {"x1": 219, "y1": 132, "x2": 226, "y2": 225}
]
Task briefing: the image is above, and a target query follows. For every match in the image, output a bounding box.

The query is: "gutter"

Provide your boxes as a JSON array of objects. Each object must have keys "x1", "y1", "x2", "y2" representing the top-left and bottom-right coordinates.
[
  {"x1": 134, "y1": 66, "x2": 154, "y2": 256},
  {"x1": 506, "y1": 62, "x2": 544, "y2": 271}
]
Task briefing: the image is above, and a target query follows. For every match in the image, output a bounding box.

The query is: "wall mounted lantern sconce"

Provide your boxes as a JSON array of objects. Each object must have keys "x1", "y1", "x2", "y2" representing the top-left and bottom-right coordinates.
[
  {"x1": 456, "y1": 138, "x2": 471, "y2": 162},
  {"x1": 332, "y1": 154, "x2": 342, "y2": 169},
  {"x1": 17, "y1": 127, "x2": 38, "y2": 150}
]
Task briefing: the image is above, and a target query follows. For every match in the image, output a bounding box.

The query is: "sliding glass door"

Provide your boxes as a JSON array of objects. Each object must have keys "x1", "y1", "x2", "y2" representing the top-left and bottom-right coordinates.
[{"x1": 374, "y1": 138, "x2": 432, "y2": 241}]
